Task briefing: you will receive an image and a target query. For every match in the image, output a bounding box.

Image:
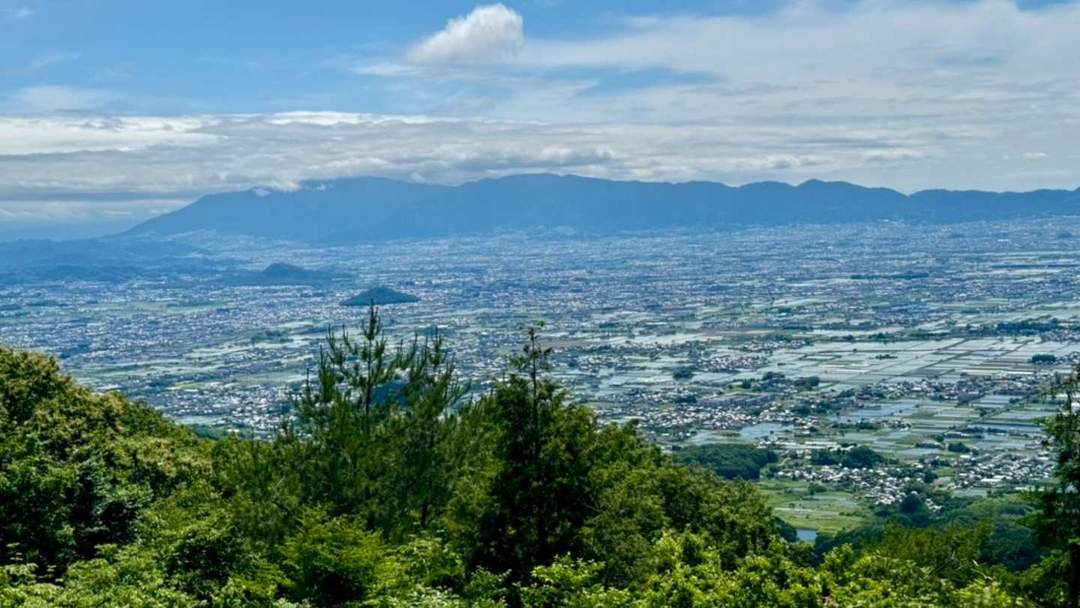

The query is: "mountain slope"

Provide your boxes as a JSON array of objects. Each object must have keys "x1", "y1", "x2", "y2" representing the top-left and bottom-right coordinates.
[{"x1": 128, "y1": 174, "x2": 1080, "y2": 243}]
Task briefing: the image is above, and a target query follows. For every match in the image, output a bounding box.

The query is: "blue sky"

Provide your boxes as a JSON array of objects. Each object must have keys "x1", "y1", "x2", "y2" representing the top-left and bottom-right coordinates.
[
  {"x1": 2, "y1": 0, "x2": 1079, "y2": 235},
  {"x1": 1, "y1": 1, "x2": 791, "y2": 115}
]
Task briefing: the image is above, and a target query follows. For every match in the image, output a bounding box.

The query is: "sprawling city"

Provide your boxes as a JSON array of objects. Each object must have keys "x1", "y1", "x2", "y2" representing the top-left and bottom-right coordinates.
[{"x1": 4, "y1": 216, "x2": 1077, "y2": 540}]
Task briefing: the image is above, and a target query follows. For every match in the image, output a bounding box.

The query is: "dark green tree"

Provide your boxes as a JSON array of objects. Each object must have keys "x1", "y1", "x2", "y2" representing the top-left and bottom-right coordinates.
[
  {"x1": 0, "y1": 346, "x2": 207, "y2": 578},
  {"x1": 281, "y1": 307, "x2": 468, "y2": 537},
  {"x1": 288, "y1": 306, "x2": 407, "y2": 522},
  {"x1": 473, "y1": 326, "x2": 596, "y2": 584},
  {"x1": 1035, "y1": 363, "x2": 1080, "y2": 608},
  {"x1": 393, "y1": 330, "x2": 468, "y2": 534}
]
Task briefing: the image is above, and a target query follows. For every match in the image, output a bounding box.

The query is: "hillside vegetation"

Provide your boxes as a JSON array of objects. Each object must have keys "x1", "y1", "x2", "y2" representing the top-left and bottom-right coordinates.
[{"x1": 1, "y1": 309, "x2": 1078, "y2": 607}]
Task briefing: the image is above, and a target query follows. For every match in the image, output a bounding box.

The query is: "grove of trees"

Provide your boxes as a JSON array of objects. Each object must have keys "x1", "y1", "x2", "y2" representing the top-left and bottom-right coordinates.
[{"x1": 1, "y1": 308, "x2": 1077, "y2": 607}]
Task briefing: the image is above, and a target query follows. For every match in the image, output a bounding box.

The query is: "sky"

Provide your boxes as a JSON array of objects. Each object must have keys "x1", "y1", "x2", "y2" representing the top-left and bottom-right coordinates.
[{"x1": 2, "y1": 0, "x2": 1080, "y2": 237}]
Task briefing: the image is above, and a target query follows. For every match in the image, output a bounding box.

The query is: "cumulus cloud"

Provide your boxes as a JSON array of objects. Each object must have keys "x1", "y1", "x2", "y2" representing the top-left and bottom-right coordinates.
[{"x1": 407, "y1": 4, "x2": 524, "y2": 65}]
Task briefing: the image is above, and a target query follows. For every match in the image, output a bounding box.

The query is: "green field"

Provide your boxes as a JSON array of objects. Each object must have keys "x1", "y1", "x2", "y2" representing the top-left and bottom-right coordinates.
[{"x1": 758, "y1": 479, "x2": 873, "y2": 534}]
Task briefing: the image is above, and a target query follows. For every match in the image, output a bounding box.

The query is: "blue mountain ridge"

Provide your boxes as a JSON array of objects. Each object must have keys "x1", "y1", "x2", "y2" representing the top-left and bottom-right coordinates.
[{"x1": 128, "y1": 174, "x2": 1080, "y2": 243}]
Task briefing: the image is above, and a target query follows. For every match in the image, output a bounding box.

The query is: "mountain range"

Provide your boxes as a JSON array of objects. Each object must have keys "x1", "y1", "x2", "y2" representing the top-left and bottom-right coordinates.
[{"x1": 118, "y1": 173, "x2": 1078, "y2": 243}]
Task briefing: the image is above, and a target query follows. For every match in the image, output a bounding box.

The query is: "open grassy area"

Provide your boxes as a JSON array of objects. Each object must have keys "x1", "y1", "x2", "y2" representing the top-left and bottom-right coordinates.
[{"x1": 758, "y1": 479, "x2": 873, "y2": 534}]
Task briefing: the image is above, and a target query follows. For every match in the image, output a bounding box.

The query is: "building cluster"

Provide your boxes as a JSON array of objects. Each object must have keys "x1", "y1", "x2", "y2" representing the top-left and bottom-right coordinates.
[{"x1": 2, "y1": 217, "x2": 1078, "y2": 515}]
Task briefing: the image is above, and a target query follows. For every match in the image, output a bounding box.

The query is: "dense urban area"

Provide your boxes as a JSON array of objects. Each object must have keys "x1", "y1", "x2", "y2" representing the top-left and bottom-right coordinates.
[{"x1": 2, "y1": 217, "x2": 1079, "y2": 539}]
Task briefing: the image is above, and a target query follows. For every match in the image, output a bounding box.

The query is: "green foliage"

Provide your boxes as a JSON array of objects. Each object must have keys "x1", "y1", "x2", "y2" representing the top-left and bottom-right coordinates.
[
  {"x1": 841, "y1": 445, "x2": 884, "y2": 469},
  {"x1": 808, "y1": 445, "x2": 884, "y2": 469},
  {"x1": 0, "y1": 320, "x2": 1062, "y2": 607},
  {"x1": 869, "y1": 521, "x2": 992, "y2": 585},
  {"x1": 0, "y1": 347, "x2": 70, "y2": 425},
  {"x1": 674, "y1": 443, "x2": 778, "y2": 480},
  {"x1": 1033, "y1": 363, "x2": 1080, "y2": 608},
  {"x1": 672, "y1": 367, "x2": 694, "y2": 381},
  {"x1": 816, "y1": 494, "x2": 1044, "y2": 576},
  {"x1": 472, "y1": 327, "x2": 599, "y2": 582},
  {"x1": 519, "y1": 557, "x2": 633, "y2": 607},
  {"x1": 279, "y1": 511, "x2": 396, "y2": 605},
  {"x1": 0, "y1": 347, "x2": 207, "y2": 576}
]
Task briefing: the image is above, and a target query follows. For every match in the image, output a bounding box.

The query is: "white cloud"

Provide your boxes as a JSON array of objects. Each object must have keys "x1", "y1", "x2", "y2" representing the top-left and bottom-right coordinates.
[
  {"x1": 407, "y1": 3, "x2": 524, "y2": 65},
  {"x1": 347, "y1": 0, "x2": 1080, "y2": 191},
  {"x1": 0, "y1": 112, "x2": 619, "y2": 196},
  {"x1": 9, "y1": 85, "x2": 115, "y2": 113},
  {"x1": 0, "y1": 103, "x2": 1072, "y2": 203},
  {"x1": 516, "y1": 0, "x2": 1080, "y2": 84},
  {"x1": 0, "y1": 115, "x2": 218, "y2": 156},
  {"x1": 0, "y1": 198, "x2": 188, "y2": 223},
  {"x1": 864, "y1": 149, "x2": 926, "y2": 163}
]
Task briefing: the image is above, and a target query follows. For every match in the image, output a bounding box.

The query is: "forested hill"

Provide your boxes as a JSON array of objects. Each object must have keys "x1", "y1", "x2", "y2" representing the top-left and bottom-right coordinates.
[
  {"x1": 2, "y1": 315, "x2": 1078, "y2": 606},
  {"x1": 128, "y1": 174, "x2": 1080, "y2": 243}
]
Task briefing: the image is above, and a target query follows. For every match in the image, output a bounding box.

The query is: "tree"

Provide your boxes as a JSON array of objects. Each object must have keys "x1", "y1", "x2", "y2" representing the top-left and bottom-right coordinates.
[
  {"x1": 1035, "y1": 363, "x2": 1080, "y2": 608},
  {"x1": 473, "y1": 326, "x2": 596, "y2": 584},
  {"x1": 0, "y1": 346, "x2": 208, "y2": 578},
  {"x1": 276, "y1": 306, "x2": 468, "y2": 537},
  {"x1": 287, "y1": 306, "x2": 409, "y2": 523},
  {"x1": 394, "y1": 330, "x2": 469, "y2": 534},
  {"x1": 842, "y1": 445, "x2": 884, "y2": 469},
  {"x1": 0, "y1": 330, "x2": 1056, "y2": 607},
  {"x1": 0, "y1": 347, "x2": 71, "y2": 425},
  {"x1": 279, "y1": 512, "x2": 397, "y2": 606},
  {"x1": 674, "y1": 443, "x2": 778, "y2": 480}
]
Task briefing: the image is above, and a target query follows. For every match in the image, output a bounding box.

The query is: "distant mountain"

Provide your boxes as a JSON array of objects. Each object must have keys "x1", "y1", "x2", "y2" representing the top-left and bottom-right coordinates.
[
  {"x1": 0, "y1": 237, "x2": 208, "y2": 284},
  {"x1": 341, "y1": 287, "x2": 420, "y2": 307},
  {"x1": 222, "y1": 262, "x2": 338, "y2": 286},
  {"x1": 128, "y1": 174, "x2": 1080, "y2": 243}
]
